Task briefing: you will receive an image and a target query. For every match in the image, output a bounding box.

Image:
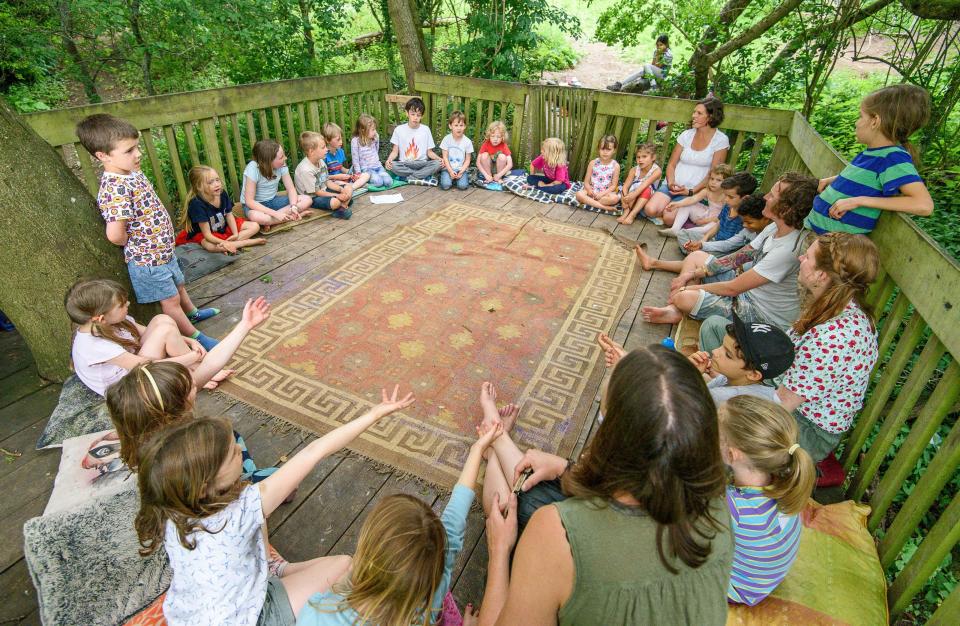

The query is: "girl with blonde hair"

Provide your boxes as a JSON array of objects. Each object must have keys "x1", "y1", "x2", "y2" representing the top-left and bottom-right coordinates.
[
  {"x1": 719, "y1": 395, "x2": 815, "y2": 605},
  {"x1": 476, "y1": 120, "x2": 513, "y2": 186},
  {"x1": 175, "y1": 165, "x2": 265, "y2": 254},
  {"x1": 298, "y1": 389, "x2": 504, "y2": 626},
  {"x1": 351, "y1": 114, "x2": 393, "y2": 188},
  {"x1": 525, "y1": 137, "x2": 570, "y2": 195}
]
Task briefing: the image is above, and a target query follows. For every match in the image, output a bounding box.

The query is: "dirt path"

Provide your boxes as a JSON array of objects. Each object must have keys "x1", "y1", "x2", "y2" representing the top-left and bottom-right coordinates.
[{"x1": 542, "y1": 40, "x2": 643, "y2": 89}]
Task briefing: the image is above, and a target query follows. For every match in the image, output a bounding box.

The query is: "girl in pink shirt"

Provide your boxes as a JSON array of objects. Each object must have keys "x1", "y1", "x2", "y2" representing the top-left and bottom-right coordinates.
[{"x1": 525, "y1": 137, "x2": 570, "y2": 195}]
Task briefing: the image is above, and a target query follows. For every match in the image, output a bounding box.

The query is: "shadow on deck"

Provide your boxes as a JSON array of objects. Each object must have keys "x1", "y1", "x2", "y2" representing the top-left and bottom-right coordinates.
[{"x1": 0, "y1": 185, "x2": 680, "y2": 624}]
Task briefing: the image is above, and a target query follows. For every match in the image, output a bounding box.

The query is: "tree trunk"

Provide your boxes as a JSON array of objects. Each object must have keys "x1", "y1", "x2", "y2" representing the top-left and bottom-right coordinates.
[
  {"x1": 408, "y1": 0, "x2": 433, "y2": 72},
  {"x1": 901, "y1": 0, "x2": 960, "y2": 19},
  {"x1": 298, "y1": 0, "x2": 316, "y2": 60},
  {"x1": 57, "y1": 0, "x2": 101, "y2": 104},
  {"x1": 0, "y1": 98, "x2": 150, "y2": 381},
  {"x1": 388, "y1": 0, "x2": 430, "y2": 90},
  {"x1": 127, "y1": 0, "x2": 155, "y2": 95}
]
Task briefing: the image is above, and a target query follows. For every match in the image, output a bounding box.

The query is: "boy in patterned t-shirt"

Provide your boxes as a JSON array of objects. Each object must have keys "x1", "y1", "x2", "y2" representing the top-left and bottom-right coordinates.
[{"x1": 76, "y1": 114, "x2": 220, "y2": 349}]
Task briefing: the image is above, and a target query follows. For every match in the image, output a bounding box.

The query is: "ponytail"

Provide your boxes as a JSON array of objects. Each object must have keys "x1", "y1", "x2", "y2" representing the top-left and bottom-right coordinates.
[
  {"x1": 719, "y1": 396, "x2": 815, "y2": 516},
  {"x1": 180, "y1": 166, "x2": 218, "y2": 232}
]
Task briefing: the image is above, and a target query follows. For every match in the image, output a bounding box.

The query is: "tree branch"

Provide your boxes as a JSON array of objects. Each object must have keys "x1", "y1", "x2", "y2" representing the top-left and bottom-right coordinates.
[{"x1": 705, "y1": 0, "x2": 805, "y2": 64}]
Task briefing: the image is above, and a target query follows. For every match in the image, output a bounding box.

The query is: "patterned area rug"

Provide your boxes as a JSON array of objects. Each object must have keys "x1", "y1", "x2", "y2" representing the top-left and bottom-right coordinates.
[{"x1": 220, "y1": 202, "x2": 643, "y2": 486}]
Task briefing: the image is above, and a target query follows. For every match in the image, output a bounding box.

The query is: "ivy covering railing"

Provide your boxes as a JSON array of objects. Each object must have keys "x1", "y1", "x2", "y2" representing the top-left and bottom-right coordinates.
[{"x1": 24, "y1": 70, "x2": 960, "y2": 622}]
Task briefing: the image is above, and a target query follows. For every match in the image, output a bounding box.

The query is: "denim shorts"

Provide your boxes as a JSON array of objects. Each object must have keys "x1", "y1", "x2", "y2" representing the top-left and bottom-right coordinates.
[
  {"x1": 654, "y1": 179, "x2": 690, "y2": 202},
  {"x1": 517, "y1": 478, "x2": 567, "y2": 533},
  {"x1": 691, "y1": 289, "x2": 762, "y2": 323},
  {"x1": 127, "y1": 257, "x2": 184, "y2": 304},
  {"x1": 310, "y1": 195, "x2": 334, "y2": 210},
  {"x1": 243, "y1": 195, "x2": 288, "y2": 216},
  {"x1": 256, "y1": 576, "x2": 295, "y2": 626}
]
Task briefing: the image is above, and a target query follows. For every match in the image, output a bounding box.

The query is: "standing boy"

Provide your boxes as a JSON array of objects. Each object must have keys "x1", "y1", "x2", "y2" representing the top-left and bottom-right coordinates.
[
  {"x1": 439, "y1": 111, "x2": 474, "y2": 190},
  {"x1": 385, "y1": 97, "x2": 442, "y2": 181},
  {"x1": 76, "y1": 114, "x2": 220, "y2": 349}
]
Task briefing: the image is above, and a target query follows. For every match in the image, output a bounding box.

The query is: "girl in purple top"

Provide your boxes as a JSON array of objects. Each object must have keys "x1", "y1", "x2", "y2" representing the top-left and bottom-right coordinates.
[{"x1": 525, "y1": 137, "x2": 571, "y2": 195}]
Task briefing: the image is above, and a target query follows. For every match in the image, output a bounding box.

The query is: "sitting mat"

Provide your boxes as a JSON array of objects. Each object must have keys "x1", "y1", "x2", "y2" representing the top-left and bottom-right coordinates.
[{"x1": 726, "y1": 499, "x2": 888, "y2": 625}]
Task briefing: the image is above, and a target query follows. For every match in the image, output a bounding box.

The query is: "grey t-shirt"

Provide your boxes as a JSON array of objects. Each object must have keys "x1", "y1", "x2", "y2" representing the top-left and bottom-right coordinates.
[
  {"x1": 707, "y1": 375, "x2": 780, "y2": 405},
  {"x1": 741, "y1": 224, "x2": 804, "y2": 330},
  {"x1": 242, "y1": 161, "x2": 288, "y2": 206}
]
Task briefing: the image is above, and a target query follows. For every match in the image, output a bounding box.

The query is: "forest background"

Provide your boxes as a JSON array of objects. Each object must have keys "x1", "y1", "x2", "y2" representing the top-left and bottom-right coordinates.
[{"x1": 0, "y1": 0, "x2": 958, "y2": 620}]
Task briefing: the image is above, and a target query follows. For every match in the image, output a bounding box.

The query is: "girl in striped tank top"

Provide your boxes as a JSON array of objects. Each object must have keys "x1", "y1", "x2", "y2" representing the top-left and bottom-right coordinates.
[{"x1": 719, "y1": 395, "x2": 816, "y2": 606}]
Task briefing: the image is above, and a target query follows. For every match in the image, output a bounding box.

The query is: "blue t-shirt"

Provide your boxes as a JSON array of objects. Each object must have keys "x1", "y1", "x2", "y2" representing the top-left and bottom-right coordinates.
[
  {"x1": 324, "y1": 148, "x2": 347, "y2": 176},
  {"x1": 186, "y1": 191, "x2": 232, "y2": 238},
  {"x1": 242, "y1": 161, "x2": 288, "y2": 206},
  {"x1": 297, "y1": 484, "x2": 475, "y2": 625},
  {"x1": 806, "y1": 145, "x2": 923, "y2": 235},
  {"x1": 715, "y1": 204, "x2": 743, "y2": 241}
]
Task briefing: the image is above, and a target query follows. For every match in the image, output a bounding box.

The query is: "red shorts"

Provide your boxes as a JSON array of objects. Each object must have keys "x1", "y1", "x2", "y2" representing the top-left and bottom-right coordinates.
[{"x1": 175, "y1": 217, "x2": 247, "y2": 246}]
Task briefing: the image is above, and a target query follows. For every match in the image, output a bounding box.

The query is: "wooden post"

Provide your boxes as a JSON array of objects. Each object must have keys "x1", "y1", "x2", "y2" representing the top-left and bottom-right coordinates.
[{"x1": 0, "y1": 97, "x2": 154, "y2": 381}]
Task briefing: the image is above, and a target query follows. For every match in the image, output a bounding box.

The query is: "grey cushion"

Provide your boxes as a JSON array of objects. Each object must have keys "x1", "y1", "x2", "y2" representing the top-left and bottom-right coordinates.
[{"x1": 36, "y1": 375, "x2": 111, "y2": 449}]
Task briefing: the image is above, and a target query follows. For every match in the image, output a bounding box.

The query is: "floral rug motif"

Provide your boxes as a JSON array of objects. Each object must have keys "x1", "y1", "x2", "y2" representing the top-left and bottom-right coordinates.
[{"x1": 221, "y1": 202, "x2": 642, "y2": 485}]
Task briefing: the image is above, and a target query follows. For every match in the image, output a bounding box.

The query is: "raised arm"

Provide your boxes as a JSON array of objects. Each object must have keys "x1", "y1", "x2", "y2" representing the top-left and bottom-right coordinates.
[{"x1": 191, "y1": 297, "x2": 270, "y2": 388}]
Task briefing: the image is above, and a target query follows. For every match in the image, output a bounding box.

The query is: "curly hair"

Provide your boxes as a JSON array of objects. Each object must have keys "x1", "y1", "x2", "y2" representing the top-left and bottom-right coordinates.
[{"x1": 774, "y1": 172, "x2": 818, "y2": 229}]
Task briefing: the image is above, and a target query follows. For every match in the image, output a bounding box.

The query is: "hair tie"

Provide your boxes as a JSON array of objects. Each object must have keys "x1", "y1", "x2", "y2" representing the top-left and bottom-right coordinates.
[
  {"x1": 788, "y1": 443, "x2": 800, "y2": 455},
  {"x1": 141, "y1": 366, "x2": 164, "y2": 412}
]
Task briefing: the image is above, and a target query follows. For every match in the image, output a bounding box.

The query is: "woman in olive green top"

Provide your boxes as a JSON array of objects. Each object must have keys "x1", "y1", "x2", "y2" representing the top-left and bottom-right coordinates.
[{"x1": 474, "y1": 345, "x2": 734, "y2": 625}]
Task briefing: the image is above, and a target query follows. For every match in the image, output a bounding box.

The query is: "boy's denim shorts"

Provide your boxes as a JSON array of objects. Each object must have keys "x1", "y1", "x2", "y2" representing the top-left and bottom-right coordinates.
[
  {"x1": 310, "y1": 195, "x2": 334, "y2": 210},
  {"x1": 127, "y1": 257, "x2": 184, "y2": 304}
]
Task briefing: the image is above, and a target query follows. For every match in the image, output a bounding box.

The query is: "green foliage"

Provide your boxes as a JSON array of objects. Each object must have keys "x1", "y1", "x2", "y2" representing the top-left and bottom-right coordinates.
[
  {"x1": 446, "y1": 0, "x2": 581, "y2": 81},
  {"x1": 530, "y1": 28, "x2": 581, "y2": 73}
]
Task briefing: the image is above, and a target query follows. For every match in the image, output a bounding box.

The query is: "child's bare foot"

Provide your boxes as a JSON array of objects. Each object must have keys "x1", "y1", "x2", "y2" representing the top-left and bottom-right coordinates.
[
  {"x1": 299, "y1": 209, "x2": 315, "y2": 218},
  {"x1": 634, "y1": 243, "x2": 656, "y2": 271},
  {"x1": 479, "y1": 382, "x2": 501, "y2": 432},
  {"x1": 499, "y1": 402, "x2": 519, "y2": 432},
  {"x1": 617, "y1": 214, "x2": 636, "y2": 225},
  {"x1": 641, "y1": 305, "x2": 683, "y2": 324},
  {"x1": 251, "y1": 237, "x2": 267, "y2": 246}
]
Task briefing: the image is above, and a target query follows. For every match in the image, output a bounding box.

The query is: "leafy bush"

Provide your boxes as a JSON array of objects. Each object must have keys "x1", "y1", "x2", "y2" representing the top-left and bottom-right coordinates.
[{"x1": 531, "y1": 28, "x2": 581, "y2": 73}]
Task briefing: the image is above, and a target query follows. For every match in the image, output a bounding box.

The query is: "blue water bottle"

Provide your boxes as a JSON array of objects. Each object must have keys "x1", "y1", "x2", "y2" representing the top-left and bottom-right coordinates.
[{"x1": 661, "y1": 337, "x2": 676, "y2": 350}]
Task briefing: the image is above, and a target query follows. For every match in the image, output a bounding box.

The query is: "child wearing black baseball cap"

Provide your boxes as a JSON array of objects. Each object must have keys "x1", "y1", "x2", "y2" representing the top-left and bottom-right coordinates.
[{"x1": 688, "y1": 313, "x2": 795, "y2": 405}]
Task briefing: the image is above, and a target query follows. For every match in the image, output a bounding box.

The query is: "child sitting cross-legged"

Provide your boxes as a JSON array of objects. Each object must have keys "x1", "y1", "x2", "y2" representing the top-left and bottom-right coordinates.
[
  {"x1": 385, "y1": 97, "x2": 443, "y2": 181},
  {"x1": 575, "y1": 134, "x2": 622, "y2": 213},
  {"x1": 242, "y1": 139, "x2": 314, "y2": 228},
  {"x1": 525, "y1": 137, "x2": 571, "y2": 195},
  {"x1": 719, "y1": 395, "x2": 815, "y2": 605},
  {"x1": 350, "y1": 114, "x2": 392, "y2": 188},
  {"x1": 617, "y1": 142, "x2": 662, "y2": 225},
  {"x1": 135, "y1": 385, "x2": 414, "y2": 626},
  {"x1": 677, "y1": 171, "x2": 758, "y2": 253},
  {"x1": 686, "y1": 313, "x2": 795, "y2": 405},
  {"x1": 659, "y1": 163, "x2": 731, "y2": 237},
  {"x1": 175, "y1": 165, "x2": 265, "y2": 254},
  {"x1": 294, "y1": 131, "x2": 352, "y2": 219},
  {"x1": 75, "y1": 113, "x2": 220, "y2": 349},
  {"x1": 297, "y1": 390, "x2": 501, "y2": 626},
  {"x1": 476, "y1": 120, "x2": 513, "y2": 187},
  {"x1": 67, "y1": 278, "x2": 234, "y2": 396},
  {"x1": 323, "y1": 122, "x2": 370, "y2": 189},
  {"x1": 439, "y1": 110, "x2": 475, "y2": 190}
]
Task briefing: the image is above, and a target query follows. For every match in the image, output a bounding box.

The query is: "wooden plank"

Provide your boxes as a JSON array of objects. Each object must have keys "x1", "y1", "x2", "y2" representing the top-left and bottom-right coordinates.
[
  {"x1": 198, "y1": 117, "x2": 224, "y2": 182},
  {"x1": 872, "y1": 213, "x2": 960, "y2": 360},
  {"x1": 232, "y1": 114, "x2": 247, "y2": 189},
  {"x1": 0, "y1": 369, "x2": 48, "y2": 411},
  {"x1": 283, "y1": 105, "x2": 297, "y2": 162},
  {"x1": 592, "y1": 91, "x2": 793, "y2": 134},
  {"x1": 308, "y1": 100, "x2": 321, "y2": 132},
  {"x1": 0, "y1": 490, "x2": 50, "y2": 570},
  {"x1": 889, "y1": 493, "x2": 960, "y2": 617},
  {"x1": 868, "y1": 360, "x2": 960, "y2": 528},
  {"x1": 879, "y1": 417, "x2": 960, "y2": 569},
  {"x1": 73, "y1": 142, "x2": 100, "y2": 195},
  {"x1": 296, "y1": 102, "x2": 306, "y2": 131},
  {"x1": 728, "y1": 130, "x2": 745, "y2": 169},
  {"x1": 843, "y1": 312, "x2": 926, "y2": 474},
  {"x1": 141, "y1": 130, "x2": 170, "y2": 209},
  {"x1": 928, "y1": 583, "x2": 960, "y2": 626},
  {"x1": 162, "y1": 125, "x2": 188, "y2": 201},
  {"x1": 246, "y1": 111, "x2": 257, "y2": 146},
  {"x1": 0, "y1": 331, "x2": 32, "y2": 381},
  {"x1": 26, "y1": 71, "x2": 392, "y2": 145},
  {"x1": 258, "y1": 109, "x2": 270, "y2": 140},
  {"x1": 183, "y1": 122, "x2": 201, "y2": 167},
  {"x1": 271, "y1": 107, "x2": 284, "y2": 148},
  {"x1": 0, "y1": 384, "x2": 58, "y2": 442},
  {"x1": 747, "y1": 133, "x2": 765, "y2": 173},
  {"x1": 786, "y1": 112, "x2": 846, "y2": 178},
  {"x1": 849, "y1": 336, "x2": 945, "y2": 501},
  {"x1": 876, "y1": 291, "x2": 911, "y2": 361},
  {"x1": 0, "y1": 560, "x2": 41, "y2": 625},
  {"x1": 219, "y1": 115, "x2": 240, "y2": 201}
]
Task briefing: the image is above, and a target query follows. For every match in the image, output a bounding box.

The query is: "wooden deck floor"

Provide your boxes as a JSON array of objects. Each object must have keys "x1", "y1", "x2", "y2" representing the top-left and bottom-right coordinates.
[{"x1": 0, "y1": 186, "x2": 681, "y2": 625}]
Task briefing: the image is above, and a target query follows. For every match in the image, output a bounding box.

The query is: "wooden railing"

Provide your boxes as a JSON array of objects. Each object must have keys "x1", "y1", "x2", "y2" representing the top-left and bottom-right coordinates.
[{"x1": 24, "y1": 71, "x2": 959, "y2": 622}]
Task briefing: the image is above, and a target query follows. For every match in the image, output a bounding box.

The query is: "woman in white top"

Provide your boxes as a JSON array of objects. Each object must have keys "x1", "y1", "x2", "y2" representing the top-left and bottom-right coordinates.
[{"x1": 645, "y1": 98, "x2": 730, "y2": 226}]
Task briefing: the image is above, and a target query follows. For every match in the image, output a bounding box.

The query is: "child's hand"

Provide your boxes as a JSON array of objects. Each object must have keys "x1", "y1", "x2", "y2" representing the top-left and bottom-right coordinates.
[
  {"x1": 688, "y1": 351, "x2": 713, "y2": 374},
  {"x1": 385, "y1": 159, "x2": 394, "y2": 171},
  {"x1": 473, "y1": 422, "x2": 503, "y2": 452},
  {"x1": 241, "y1": 296, "x2": 271, "y2": 330},
  {"x1": 683, "y1": 240, "x2": 703, "y2": 252},
  {"x1": 370, "y1": 384, "x2": 415, "y2": 420},
  {"x1": 828, "y1": 196, "x2": 859, "y2": 219},
  {"x1": 597, "y1": 332, "x2": 626, "y2": 368},
  {"x1": 184, "y1": 337, "x2": 207, "y2": 360},
  {"x1": 818, "y1": 177, "x2": 830, "y2": 193},
  {"x1": 485, "y1": 492, "x2": 518, "y2": 557},
  {"x1": 220, "y1": 240, "x2": 238, "y2": 254}
]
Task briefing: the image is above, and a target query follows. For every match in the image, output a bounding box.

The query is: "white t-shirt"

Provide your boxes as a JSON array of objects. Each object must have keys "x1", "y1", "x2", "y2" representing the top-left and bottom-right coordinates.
[
  {"x1": 242, "y1": 161, "x2": 289, "y2": 205},
  {"x1": 163, "y1": 484, "x2": 268, "y2": 626},
  {"x1": 294, "y1": 157, "x2": 329, "y2": 195},
  {"x1": 742, "y1": 223, "x2": 804, "y2": 330},
  {"x1": 674, "y1": 128, "x2": 730, "y2": 190},
  {"x1": 707, "y1": 375, "x2": 781, "y2": 405},
  {"x1": 390, "y1": 123, "x2": 435, "y2": 162},
  {"x1": 71, "y1": 318, "x2": 137, "y2": 396},
  {"x1": 439, "y1": 134, "x2": 474, "y2": 172}
]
